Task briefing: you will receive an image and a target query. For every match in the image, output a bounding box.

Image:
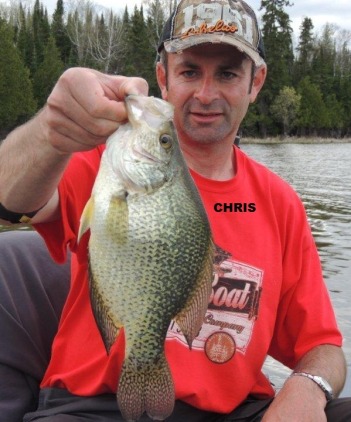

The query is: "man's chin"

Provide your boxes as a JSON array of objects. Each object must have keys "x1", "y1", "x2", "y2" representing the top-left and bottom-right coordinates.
[{"x1": 184, "y1": 127, "x2": 228, "y2": 145}]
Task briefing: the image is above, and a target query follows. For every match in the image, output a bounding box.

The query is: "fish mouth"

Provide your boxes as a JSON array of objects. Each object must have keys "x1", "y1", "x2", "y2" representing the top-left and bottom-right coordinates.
[{"x1": 131, "y1": 145, "x2": 163, "y2": 164}]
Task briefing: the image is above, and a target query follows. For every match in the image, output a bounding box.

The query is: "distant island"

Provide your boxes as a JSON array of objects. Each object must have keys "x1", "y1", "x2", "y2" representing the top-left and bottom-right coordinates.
[{"x1": 240, "y1": 137, "x2": 351, "y2": 144}]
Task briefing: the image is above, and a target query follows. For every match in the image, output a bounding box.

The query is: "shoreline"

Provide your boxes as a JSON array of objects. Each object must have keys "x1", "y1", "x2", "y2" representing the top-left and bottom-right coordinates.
[{"x1": 241, "y1": 137, "x2": 351, "y2": 144}]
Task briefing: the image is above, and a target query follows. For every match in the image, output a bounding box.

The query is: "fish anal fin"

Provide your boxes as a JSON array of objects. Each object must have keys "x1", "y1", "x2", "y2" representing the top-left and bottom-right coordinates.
[
  {"x1": 175, "y1": 241, "x2": 214, "y2": 348},
  {"x1": 89, "y1": 262, "x2": 122, "y2": 354}
]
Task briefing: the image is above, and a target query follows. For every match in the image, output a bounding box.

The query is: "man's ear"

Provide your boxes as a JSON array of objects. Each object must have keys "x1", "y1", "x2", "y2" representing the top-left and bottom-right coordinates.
[
  {"x1": 156, "y1": 62, "x2": 168, "y2": 101},
  {"x1": 250, "y1": 64, "x2": 267, "y2": 103}
]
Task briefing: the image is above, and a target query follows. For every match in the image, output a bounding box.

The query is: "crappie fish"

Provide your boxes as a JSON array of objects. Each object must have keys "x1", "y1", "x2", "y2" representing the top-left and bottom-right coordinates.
[{"x1": 79, "y1": 95, "x2": 213, "y2": 421}]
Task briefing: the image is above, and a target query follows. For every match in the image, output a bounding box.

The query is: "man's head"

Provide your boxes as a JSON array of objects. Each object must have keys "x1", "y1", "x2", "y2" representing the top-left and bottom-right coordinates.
[
  {"x1": 156, "y1": 0, "x2": 267, "y2": 148},
  {"x1": 158, "y1": 0, "x2": 265, "y2": 68}
]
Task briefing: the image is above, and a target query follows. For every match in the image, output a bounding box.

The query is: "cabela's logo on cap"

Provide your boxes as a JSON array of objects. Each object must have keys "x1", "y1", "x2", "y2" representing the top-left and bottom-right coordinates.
[{"x1": 181, "y1": 19, "x2": 238, "y2": 39}]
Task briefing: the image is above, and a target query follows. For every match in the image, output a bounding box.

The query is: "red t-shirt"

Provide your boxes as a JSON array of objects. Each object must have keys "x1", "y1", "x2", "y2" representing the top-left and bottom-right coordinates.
[{"x1": 35, "y1": 145, "x2": 342, "y2": 414}]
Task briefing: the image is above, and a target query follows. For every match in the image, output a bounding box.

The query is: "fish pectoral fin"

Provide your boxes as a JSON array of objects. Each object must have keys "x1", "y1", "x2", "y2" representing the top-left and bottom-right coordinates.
[
  {"x1": 108, "y1": 195, "x2": 129, "y2": 244},
  {"x1": 117, "y1": 353, "x2": 174, "y2": 422},
  {"x1": 174, "y1": 242, "x2": 214, "y2": 349},
  {"x1": 78, "y1": 197, "x2": 95, "y2": 243}
]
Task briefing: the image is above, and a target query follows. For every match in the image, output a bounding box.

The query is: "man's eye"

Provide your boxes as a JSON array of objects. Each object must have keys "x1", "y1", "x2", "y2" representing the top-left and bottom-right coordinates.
[
  {"x1": 182, "y1": 70, "x2": 197, "y2": 78},
  {"x1": 221, "y1": 71, "x2": 237, "y2": 80}
]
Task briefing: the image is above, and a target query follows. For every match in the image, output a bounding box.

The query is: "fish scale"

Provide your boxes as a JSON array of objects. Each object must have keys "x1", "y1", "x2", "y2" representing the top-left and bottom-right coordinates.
[{"x1": 79, "y1": 95, "x2": 214, "y2": 421}]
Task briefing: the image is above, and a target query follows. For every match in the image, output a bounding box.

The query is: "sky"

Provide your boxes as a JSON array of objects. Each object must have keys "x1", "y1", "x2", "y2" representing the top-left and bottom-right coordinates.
[
  {"x1": 110, "y1": 0, "x2": 351, "y2": 36},
  {"x1": 9, "y1": 0, "x2": 351, "y2": 38}
]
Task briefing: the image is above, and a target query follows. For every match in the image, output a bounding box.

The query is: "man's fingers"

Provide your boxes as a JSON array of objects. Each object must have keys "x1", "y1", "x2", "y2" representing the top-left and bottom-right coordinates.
[
  {"x1": 43, "y1": 68, "x2": 150, "y2": 154},
  {"x1": 115, "y1": 76, "x2": 149, "y2": 98}
]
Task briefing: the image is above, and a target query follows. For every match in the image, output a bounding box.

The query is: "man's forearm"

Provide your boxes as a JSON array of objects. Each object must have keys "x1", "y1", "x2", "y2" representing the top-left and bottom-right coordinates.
[
  {"x1": 0, "y1": 109, "x2": 71, "y2": 221},
  {"x1": 291, "y1": 344, "x2": 347, "y2": 398},
  {"x1": 262, "y1": 345, "x2": 347, "y2": 421}
]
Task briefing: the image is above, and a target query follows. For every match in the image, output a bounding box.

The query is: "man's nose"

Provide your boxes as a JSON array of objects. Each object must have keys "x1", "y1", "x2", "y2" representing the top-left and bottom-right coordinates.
[{"x1": 193, "y1": 77, "x2": 220, "y2": 104}]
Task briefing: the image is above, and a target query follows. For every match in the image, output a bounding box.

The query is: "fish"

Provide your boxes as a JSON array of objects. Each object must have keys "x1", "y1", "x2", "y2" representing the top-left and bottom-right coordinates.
[{"x1": 78, "y1": 95, "x2": 213, "y2": 421}]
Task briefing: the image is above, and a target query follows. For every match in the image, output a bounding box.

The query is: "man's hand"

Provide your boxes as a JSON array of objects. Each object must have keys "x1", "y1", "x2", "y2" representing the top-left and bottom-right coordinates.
[
  {"x1": 41, "y1": 68, "x2": 149, "y2": 154},
  {"x1": 0, "y1": 68, "x2": 149, "y2": 221}
]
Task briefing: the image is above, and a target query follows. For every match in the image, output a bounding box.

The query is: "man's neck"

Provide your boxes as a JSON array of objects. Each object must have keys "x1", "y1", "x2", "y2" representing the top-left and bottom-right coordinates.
[{"x1": 181, "y1": 141, "x2": 236, "y2": 181}]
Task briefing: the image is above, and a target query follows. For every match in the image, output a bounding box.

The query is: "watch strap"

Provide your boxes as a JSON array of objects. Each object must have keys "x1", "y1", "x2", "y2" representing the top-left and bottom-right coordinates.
[
  {"x1": 290, "y1": 372, "x2": 334, "y2": 401},
  {"x1": 0, "y1": 202, "x2": 46, "y2": 224}
]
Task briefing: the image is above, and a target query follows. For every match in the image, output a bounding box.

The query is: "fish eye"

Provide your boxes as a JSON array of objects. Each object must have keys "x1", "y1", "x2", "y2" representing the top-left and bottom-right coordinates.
[{"x1": 159, "y1": 134, "x2": 173, "y2": 150}]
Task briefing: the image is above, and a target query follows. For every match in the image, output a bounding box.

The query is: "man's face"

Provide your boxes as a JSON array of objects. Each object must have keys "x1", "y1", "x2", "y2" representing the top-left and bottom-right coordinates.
[{"x1": 157, "y1": 44, "x2": 266, "y2": 147}]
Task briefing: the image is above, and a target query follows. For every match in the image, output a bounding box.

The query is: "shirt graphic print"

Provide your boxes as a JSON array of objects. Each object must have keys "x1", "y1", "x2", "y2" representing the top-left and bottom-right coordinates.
[{"x1": 167, "y1": 244, "x2": 263, "y2": 363}]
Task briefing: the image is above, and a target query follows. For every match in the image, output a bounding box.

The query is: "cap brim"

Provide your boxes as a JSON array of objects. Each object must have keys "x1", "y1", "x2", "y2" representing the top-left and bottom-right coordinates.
[{"x1": 164, "y1": 34, "x2": 265, "y2": 67}]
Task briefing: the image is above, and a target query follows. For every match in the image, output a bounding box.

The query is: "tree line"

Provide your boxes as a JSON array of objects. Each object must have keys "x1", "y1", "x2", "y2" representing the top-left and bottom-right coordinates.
[{"x1": 1, "y1": 0, "x2": 351, "y2": 138}]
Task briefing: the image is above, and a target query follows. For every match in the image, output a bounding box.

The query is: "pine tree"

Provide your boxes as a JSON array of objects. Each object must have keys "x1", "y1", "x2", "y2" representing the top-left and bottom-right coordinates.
[
  {"x1": 0, "y1": 19, "x2": 36, "y2": 133},
  {"x1": 294, "y1": 17, "x2": 315, "y2": 84},
  {"x1": 31, "y1": 0, "x2": 50, "y2": 73},
  {"x1": 146, "y1": 0, "x2": 166, "y2": 50},
  {"x1": 15, "y1": 3, "x2": 33, "y2": 69},
  {"x1": 123, "y1": 5, "x2": 155, "y2": 84},
  {"x1": 260, "y1": 0, "x2": 294, "y2": 91},
  {"x1": 32, "y1": 35, "x2": 64, "y2": 108},
  {"x1": 52, "y1": 0, "x2": 71, "y2": 65},
  {"x1": 296, "y1": 77, "x2": 328, "y2": 136},
  {"x1": 258, "y1": 0, "x2": 294, "y2": 136},
  {"x1": 311, "y1": 24, "x2": 337, "y2": 99},
  {"x1": 324, "y1": 93, "x2": 344, "y2": 137},
  {"x1": 339, "y1": 75, "x2": 351, "y2": 136}
]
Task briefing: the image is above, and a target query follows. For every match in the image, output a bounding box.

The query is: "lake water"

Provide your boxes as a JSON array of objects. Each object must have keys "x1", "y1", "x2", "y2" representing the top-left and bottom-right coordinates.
[
  {"x1": 1, "y1": 142, "x2": 350, "y2": 393},
  {"x1": 242, "y1": 142, "x2": 351, "y2": 393}
]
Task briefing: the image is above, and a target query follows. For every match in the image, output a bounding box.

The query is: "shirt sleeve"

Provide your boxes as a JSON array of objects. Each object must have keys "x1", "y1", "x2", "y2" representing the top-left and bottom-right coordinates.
[
  {"x1": 268, "y1": 188, "x2": 343, "y2": 368},
  {"x1": 34, "y1": 147, "x2": 103, "y2": 263}
]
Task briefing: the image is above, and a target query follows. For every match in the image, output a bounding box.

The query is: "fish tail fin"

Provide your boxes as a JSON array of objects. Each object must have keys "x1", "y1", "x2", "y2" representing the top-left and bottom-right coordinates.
[
  {"x1": 117, "y1": 365, "x2": 145, "y2": 422},
  {"x1": 145, "y1": 353, "x2": 174, "y2": 420},
  {"x1": 117, "y1": 354, "x2": 174, "y2": 421}
]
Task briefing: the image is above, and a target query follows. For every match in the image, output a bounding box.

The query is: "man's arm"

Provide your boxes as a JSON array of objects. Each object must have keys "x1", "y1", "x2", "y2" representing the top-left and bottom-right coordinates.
[
  {"x1": 0, "y1": 68, "x2": 148, "y2": 224},
  {"x1": 262, "y1": 344, "x2": 347, "y2": 422},
  {"x1": 0, "y1": 112, "x2": 70, "y2": 224}
]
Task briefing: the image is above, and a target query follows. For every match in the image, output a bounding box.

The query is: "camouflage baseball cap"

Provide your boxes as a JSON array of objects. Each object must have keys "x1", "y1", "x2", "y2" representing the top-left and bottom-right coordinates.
[{"x1": 158, "y1": 0, "x2": 265, "y2": 66}]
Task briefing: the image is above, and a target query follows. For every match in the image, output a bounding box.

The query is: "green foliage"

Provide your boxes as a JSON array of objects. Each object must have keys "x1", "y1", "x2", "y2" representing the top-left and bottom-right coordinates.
[
  {"x1": 31, "y1": 0, "x2": 50, "y2": 73},
  {"x1": 52, "y1": 0, "x2": 71, "y2": 64},
  {"x1": 259, "y1": 0, "x2": 294, "y2": 136},
  {"x1": 296, "y1": 77, "x2": 328, "y2": 135},
  {"x1": 0, "y1": 19, "x2": 36, "y2": 131},
  {"x1": 270, "y1": 86, "x2": 301, "y2": 136},
  {"x1": 293, "y1": 17, "x2": 315, "y2": 85},
  {"x1": 32, "y1": 35, "x2": 64, "y2": 108},
  {"x1": 1, "y1": 0, "x2": 351, "y2": 138}
]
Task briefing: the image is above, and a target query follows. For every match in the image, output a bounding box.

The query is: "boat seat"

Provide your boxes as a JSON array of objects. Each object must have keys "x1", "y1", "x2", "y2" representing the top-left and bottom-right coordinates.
[{"x1": 0, "y1": 230, "x2": 70, "y2": 421}]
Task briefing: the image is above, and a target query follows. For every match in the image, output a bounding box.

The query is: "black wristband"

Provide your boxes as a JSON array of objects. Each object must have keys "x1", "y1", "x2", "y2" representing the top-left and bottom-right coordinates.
[{"x1": 0, "y1": 202, "x2": 46, "y2": 224}]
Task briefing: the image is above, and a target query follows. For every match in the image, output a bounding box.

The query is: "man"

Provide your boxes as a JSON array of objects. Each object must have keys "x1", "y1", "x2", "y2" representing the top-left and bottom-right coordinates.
[{"x1": 0, "y1": 0, "x2": 350, "y2": 420}]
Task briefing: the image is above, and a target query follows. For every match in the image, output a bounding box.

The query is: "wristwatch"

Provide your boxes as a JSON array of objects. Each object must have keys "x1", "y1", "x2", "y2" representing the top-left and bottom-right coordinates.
[{"x1": 290, "y1": 372, "x2": 334, "y2": 402}]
